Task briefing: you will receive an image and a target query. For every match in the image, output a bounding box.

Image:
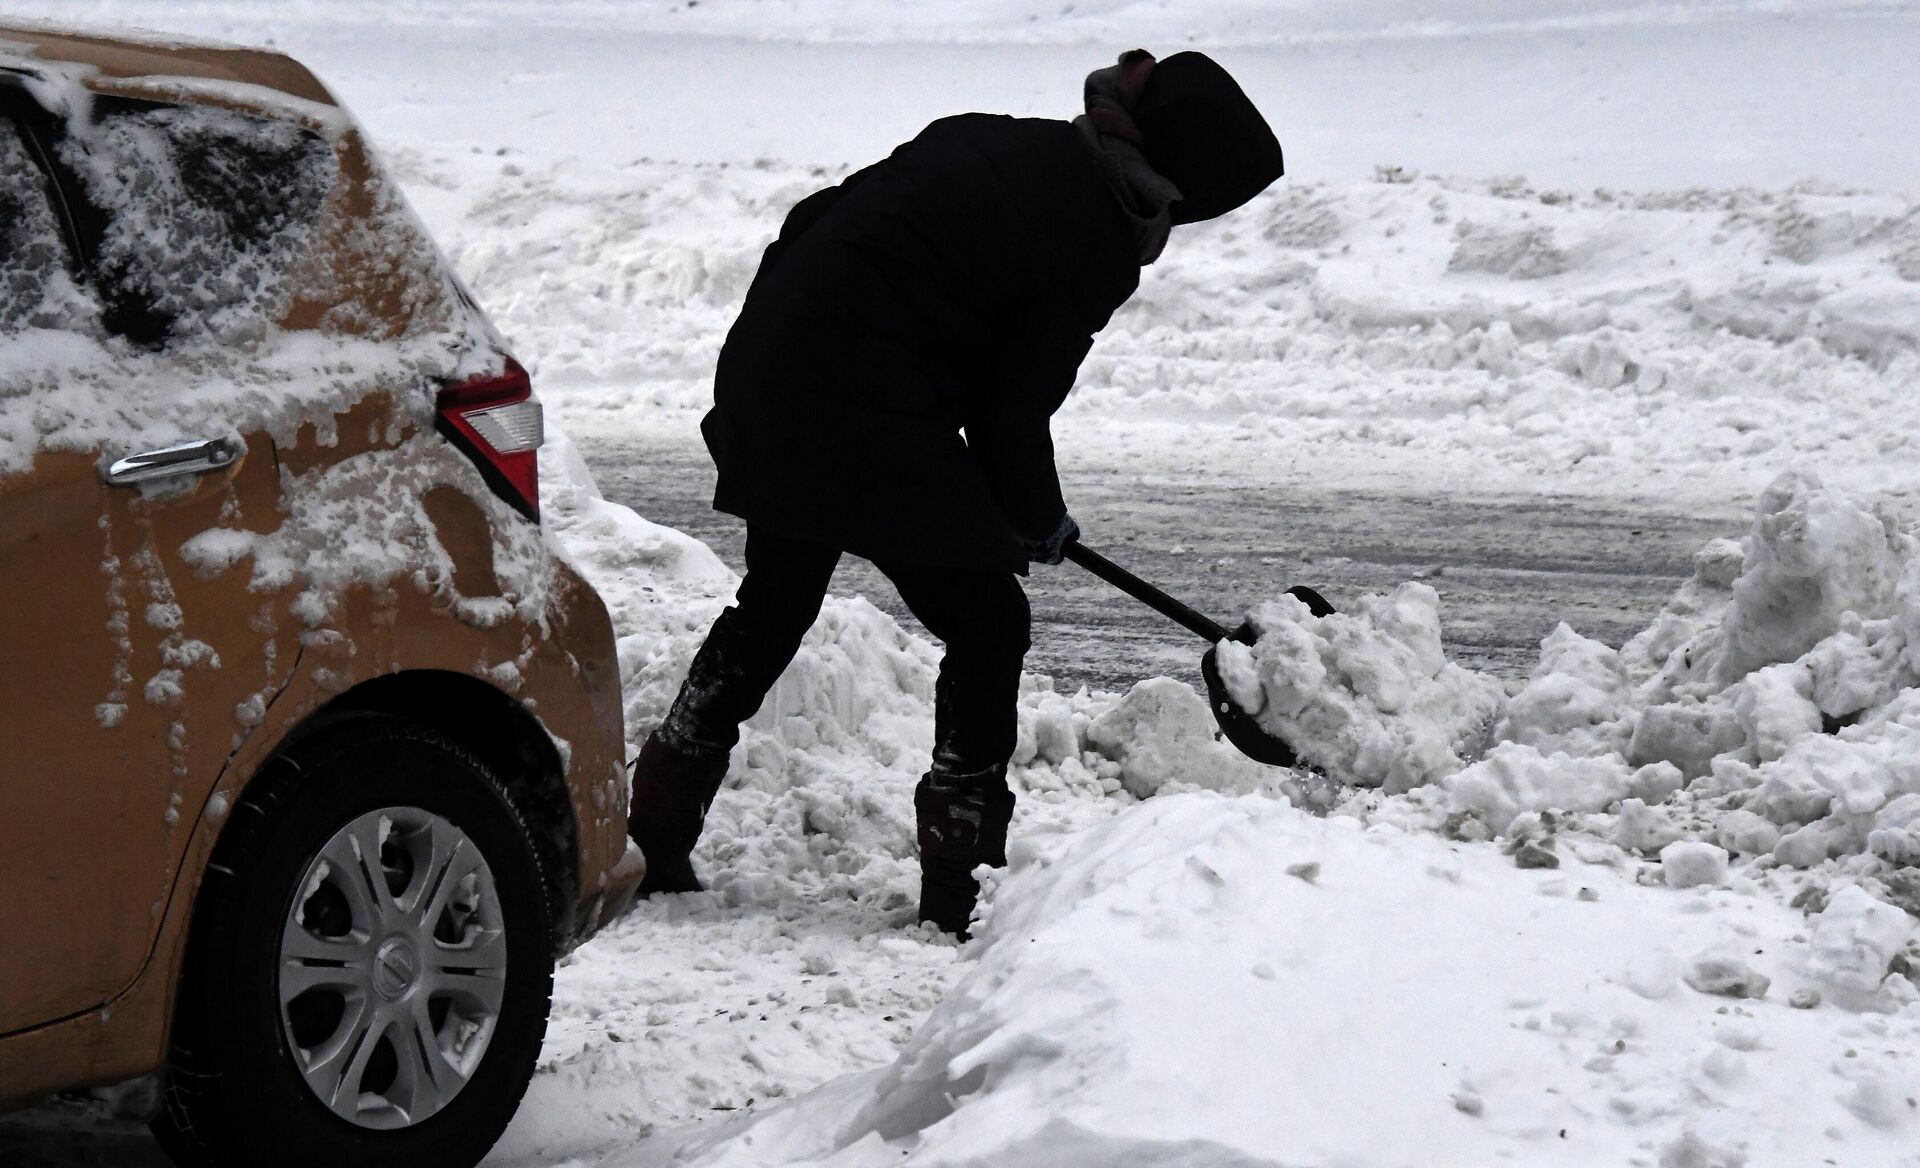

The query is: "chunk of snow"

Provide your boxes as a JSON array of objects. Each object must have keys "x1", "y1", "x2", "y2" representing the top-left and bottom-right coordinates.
[
  {"x1": 1804, "y1": 886, "x2": 1915, "y2": 1011},
  {"x1": 1083, "y1": 676, "x2": 1265, "y2": 799},
  {"x1": 1683, "y1": 954, "x2": 1770, "y2": 999},
  {"x1": 1443, "y1": 743, "x2": 1632, "y2": 835},
  {"x1": 1660, "y1": 842, "x2": 1730, "y2": 889}
]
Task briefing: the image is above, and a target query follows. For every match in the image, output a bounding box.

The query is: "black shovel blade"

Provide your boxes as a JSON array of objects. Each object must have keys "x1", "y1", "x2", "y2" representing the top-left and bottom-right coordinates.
[
  {"x1": 1198, "y1": 585, "x2": 1338, "y2": 769},
  {"x1": 1282, "y1": 584, "x2": 1337, "y2": 620},
  {"x1": 1202, "y1": 642, "x2": 1300, "y2": 767}
]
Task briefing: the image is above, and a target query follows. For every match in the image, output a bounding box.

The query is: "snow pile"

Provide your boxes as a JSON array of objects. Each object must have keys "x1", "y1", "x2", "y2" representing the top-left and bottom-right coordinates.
[
  {"x1": 557, "y1": 466, "x2": 1920, "y2": 1167},
  {"x1": 520, "y1": 448, "x2": 1920, "y2": 1164},
  {"x1": 1407, "y1": 470, "x2": 1920, "y2": 879},
  {"x1": 1439, "y1": 741, "x2": 1677, "y2": 838},
  {"x1": 1803, "y1": 884, "x2": 1918, "y2": 1014},
  {"x1": 1212, "y1": 582, "x2": 1506, "y2": 791},
  {"x1": 679, "y1": 795, "x2": 1920, "y2": 1168},
  {"x1": 531, "y1": 450, "x2": 1920, "y2": 1158},
  {"x1": 1096, "y1": 176, "x2": 1920, "y2": 491}
]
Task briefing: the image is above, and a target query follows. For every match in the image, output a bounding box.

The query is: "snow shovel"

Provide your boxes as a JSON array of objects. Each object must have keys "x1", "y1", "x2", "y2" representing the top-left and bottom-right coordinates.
[{"x1": 1061, "y1": 540, "x2": 1335, "y2": 768}]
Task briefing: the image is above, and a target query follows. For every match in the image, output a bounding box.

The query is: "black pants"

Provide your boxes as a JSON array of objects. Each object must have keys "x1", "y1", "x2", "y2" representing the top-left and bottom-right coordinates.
[{"x1": 658, "y1": 527, "x2": 1031, "y2": 778}]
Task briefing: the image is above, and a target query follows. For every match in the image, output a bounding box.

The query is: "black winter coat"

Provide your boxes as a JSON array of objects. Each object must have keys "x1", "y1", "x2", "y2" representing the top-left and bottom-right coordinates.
[{"x1": 701, "y1": 114, "x2": 1140, "y2": 573}]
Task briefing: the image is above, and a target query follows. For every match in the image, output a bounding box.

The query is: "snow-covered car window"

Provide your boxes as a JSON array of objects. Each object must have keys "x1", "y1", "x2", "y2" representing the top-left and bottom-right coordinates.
[
  {"x1": 57, "y1": 101, "x2": 334, "y2": 346},
  {"x1": 0, "y1": 119, "x2": 97, "y2": 335}
]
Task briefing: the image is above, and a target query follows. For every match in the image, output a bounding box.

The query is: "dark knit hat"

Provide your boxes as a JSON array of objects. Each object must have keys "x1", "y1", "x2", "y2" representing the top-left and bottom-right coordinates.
[{"x1": 1132, "y1": 52, "x2": 1284, "y2": 225}]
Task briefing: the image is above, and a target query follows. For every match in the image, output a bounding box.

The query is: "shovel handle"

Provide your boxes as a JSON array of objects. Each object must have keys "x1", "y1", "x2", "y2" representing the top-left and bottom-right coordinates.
[{"x1": 1061, "y1": 541, "x2": 1232, "y2": 645}]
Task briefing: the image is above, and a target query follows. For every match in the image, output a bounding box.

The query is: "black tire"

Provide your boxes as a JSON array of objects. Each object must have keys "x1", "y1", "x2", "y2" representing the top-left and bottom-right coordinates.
[{"x1": 150, "y1": 715, "x2": 555, "y2": 1168}]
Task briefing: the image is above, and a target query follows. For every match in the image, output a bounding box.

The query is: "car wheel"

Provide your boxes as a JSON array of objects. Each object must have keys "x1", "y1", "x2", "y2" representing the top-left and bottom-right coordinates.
[{"x1": 151, "y1": 715, "x2": 555, "y2": 1168}]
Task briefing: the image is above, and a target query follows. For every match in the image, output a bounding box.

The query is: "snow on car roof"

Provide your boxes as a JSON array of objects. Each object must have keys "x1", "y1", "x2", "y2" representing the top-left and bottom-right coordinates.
[{"x1": 0, "y1": 19, "x2": 338, "y2": 109}]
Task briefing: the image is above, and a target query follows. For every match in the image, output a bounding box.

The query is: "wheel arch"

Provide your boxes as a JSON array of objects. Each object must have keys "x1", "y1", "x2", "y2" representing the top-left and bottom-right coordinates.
[{"x1": 266, "y1": 671, "x2": 581, "y2": 951}]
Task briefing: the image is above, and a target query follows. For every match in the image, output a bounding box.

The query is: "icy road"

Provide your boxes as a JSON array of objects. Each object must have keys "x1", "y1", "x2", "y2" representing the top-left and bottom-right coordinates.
[{"x1": 582, "y1": 435, "x2": 1747, "y2": 689}]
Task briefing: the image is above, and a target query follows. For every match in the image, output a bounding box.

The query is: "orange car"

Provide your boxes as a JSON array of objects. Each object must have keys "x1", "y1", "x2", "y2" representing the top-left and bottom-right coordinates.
[{"x1": 0, "y1": 24, "x2": 641, "y2": 1167}]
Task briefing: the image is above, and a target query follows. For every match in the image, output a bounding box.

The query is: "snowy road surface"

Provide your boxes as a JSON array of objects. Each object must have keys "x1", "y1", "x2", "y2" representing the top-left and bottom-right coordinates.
[{"x1": 581, "y1": 433, "x2": 1748, "y2": 687}]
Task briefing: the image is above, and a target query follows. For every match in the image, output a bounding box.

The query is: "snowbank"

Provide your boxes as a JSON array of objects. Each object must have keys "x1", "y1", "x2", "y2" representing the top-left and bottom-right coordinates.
[
  {"x1": 1188, "y1": 468, "x2": 1920, "y2": 893},
  {"x1": 567, "y1": 467, "x2": 1920, "y2": 1167},
  {"x1": 424, "y1": 159, "x2": 1920, "y2": 500},
  {"x1": 679, "y1": 795, "x2": 1920, "y2": 1168},
  {"x1": 1407, "y1": 471, "x2": 1920, "y2": 883}
]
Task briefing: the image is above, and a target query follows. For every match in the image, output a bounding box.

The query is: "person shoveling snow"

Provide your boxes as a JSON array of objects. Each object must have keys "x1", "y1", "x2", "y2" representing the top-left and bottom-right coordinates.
[{"x1": 625, "y1": 50, "x2": 1286, "y2": 935}]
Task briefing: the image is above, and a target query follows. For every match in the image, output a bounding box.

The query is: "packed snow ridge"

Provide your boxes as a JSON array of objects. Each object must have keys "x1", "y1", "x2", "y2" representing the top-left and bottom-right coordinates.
[
  {"x1": 675, "y1": 797, "x2": 1920, "y2": 1168},
  {"x1": 1404, "y1": 469, "x2": 1920, "y2": 888}
]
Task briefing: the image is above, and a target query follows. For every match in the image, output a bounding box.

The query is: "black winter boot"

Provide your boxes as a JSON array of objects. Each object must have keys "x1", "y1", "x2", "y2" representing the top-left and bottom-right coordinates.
[
  {"x1": 914, "y1": 767, "x2": 1015, "y2": 938},
  {"x1": 627, "y1": 731, "x2": 730, "y2": 896}
]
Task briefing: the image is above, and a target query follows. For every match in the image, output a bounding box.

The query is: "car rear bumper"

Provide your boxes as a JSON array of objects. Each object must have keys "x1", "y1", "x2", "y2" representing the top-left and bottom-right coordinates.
[
  {"x1": 536, "y1": 558, "x2": 640, "y2": 949},
  {"x1": 572, "y1": 840, "x2": 646, "y2": 942}
]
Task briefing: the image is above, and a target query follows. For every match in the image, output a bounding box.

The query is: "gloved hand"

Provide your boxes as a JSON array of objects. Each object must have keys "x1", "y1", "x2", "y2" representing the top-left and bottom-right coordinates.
[{"x1": 1024, "y1": 512, "x2": 1080, "y2": 566}]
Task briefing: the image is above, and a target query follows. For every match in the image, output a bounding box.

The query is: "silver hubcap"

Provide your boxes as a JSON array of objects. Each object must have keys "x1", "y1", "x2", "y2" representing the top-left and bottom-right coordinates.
[{"x1": 278, "y1": 806, "x2": 508, "y2": 1129}]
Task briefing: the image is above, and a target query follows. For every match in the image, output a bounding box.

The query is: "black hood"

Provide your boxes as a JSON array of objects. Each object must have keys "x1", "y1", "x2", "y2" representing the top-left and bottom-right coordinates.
[{"x1": 1132, "y1": 52, "x2": 1284, "y2": 225}]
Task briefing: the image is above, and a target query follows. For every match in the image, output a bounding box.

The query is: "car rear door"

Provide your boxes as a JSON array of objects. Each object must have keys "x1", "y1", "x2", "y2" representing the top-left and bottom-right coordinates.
[{"x1": 0, "y1": 90, "x2": 310, "y2": 1032}]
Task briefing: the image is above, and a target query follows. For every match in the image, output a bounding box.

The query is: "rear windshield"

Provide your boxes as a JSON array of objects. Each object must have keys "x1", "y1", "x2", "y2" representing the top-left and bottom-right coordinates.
[
  {"x1": 55, "y1": 100, "x2": 334, "y2": 345},
  {"x1": 0, "y1": 118, "x2": 97, "y2": 335}
]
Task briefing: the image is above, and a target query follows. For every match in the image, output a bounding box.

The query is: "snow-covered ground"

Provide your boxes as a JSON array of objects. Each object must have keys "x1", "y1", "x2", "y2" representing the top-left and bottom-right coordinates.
[{"x1": 10, "y1": 2, "x2": 1920, "y2": 1165}]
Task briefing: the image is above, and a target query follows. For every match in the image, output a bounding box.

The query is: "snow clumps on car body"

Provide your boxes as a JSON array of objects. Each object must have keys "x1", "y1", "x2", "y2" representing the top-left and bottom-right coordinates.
[{"x1": 1, "y1": 37, "x2": 503, "y2": 478}]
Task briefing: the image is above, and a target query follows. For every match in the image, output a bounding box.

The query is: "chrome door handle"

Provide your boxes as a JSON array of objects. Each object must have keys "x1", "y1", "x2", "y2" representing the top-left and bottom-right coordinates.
[{"x1": 104, "y1": 437, "x2": 240, "y2": 485}]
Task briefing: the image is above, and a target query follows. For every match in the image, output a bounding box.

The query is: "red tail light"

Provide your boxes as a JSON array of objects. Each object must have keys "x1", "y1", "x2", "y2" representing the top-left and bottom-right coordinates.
[{"x1": 436, "y1": 357, "x2": 542, "y2": 521}]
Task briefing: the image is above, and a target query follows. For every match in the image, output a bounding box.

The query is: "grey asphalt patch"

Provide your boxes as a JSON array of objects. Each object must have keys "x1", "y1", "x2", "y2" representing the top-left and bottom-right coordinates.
[{"x1": 580, "y1": 434, "x2": 1746, "y2": 693}]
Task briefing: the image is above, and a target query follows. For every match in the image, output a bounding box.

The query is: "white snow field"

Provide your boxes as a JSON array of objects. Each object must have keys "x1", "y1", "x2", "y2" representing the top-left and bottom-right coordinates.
[{"x1": 9, "y1": 2, "x2": 1920, "y2": 1166}]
